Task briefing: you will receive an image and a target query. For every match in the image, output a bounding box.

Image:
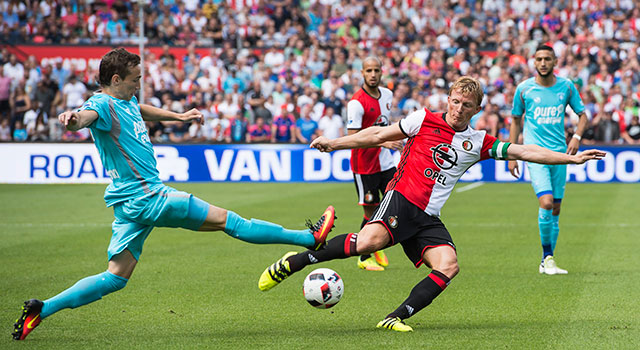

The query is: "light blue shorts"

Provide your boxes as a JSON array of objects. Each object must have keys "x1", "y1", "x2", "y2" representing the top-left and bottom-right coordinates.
[
  {"x1": 108, "y1": 186, "x2": 210, "y2": 261},
  {"x1": 526, "y1": 162, "x2": 566, "y2": 201}
]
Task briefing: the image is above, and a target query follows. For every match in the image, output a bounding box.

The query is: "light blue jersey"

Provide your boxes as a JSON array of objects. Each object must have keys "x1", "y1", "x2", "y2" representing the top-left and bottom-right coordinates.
[
  {"x1": 79, "y1": 93, "x2": 163, "y2": 207},
  {"x1": 512, "y1": 77, "x2": 585, "y2": 152}
]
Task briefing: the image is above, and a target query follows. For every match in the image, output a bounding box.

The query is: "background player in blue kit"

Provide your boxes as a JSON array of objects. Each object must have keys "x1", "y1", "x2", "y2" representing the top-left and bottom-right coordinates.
[
  {"x1": 509, "y1": 45, "x2": 589, "y2": 275},
  {"x1": 12, "y1": 48, "x2": 336, "y2": 341}
]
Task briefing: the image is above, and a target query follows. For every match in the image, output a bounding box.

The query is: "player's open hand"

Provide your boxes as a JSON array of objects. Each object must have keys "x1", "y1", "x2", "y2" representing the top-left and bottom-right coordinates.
[
  {"x1": 181, "y1": 108, "x2": 203, "y2": 124},
  {"x1": 58, "y1": 110, "x2": 79, "y2": 128},
  {"x1": 310, "y1": 136, "x2": 333, "y2": 152},
  {"x1": 508, "y1": 160, "x2": 519, "y2": 178},
  {"x1": 572, "y1": 149, "x2": 606, "y2": 164}
]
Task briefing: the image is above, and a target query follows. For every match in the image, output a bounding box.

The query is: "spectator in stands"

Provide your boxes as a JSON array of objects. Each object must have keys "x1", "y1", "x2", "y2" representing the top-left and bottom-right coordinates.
[
  {"x1": 3, "y1": 54, "x2": 24, "y2": 91},
  {"x1": 50, "y1": 59, "x2": 70, "y2": 92},
  {"x1": 622, "y1": 115, "x2": 640, "y2": 145},
  {"x1": 226, "y1": 113, "x2": 249, "y2": 143},
  {"x1": 295, "y1": 104, "x2": 319, "y2": 144},
  {"x1": 271, "y1": 105, "x2": 296, "y2": 143},
  {"x1": 62, "y1": 75, "x2": 88, "y2": 111},
  {"x1": 317, "y1": 106, "x2": 344, "y2": 140},
  {"x1": 594, "y1": 108, "x2": 621, "y2": 144},
  {"x1": 10, "y1": 83, "x2": 31, "y2": 131},
  {"x1": 12, "y1": 119, "x2": 27, "y2": 142},
  {"x1": 0, "y1": 68, "x2": 10, "y2": 121},
  {"x1": 247, "y1": 116, "x2": 271, "y2": 143},
  {"x1": 0, "y1": 117, "x2": 11, "y2": 141},
  {"x1": 246, "y1": 80, "x2": 271, "y2": 123}
]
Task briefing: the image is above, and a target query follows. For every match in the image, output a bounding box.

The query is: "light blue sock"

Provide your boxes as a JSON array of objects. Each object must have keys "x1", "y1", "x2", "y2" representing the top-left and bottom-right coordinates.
[
  {"x1": 41, "y1": 271, "x2": 128, "y2": 319},
  {"x1": 539, "y1": 208, "x2": 554, "y2": 260},
  {"x1": 224, "y1": 211, "x2": 314, "y2": 247},
  {"x1": 551, "y1": 214, "x2": 560, "y2": 251}
]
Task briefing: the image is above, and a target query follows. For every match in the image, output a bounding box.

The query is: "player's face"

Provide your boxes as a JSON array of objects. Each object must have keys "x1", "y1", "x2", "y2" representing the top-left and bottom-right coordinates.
[
  {"x1": 534, "y1": 50, "x2": 556, "y2": 78},
  {"x1": 361, "y1": 60, "x2": 381, "y2": 88},
  {"x1": 115, "y1": 66, "x2": 141, "y2": 100},
  {"x1": 446, "y1": 89, "x2": 481, "y2": 130}
]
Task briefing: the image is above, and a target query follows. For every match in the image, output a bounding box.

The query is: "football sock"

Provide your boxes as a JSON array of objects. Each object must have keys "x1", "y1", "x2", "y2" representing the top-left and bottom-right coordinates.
[
  {"x1": 288, "y1": 233, "x2": 358, "y2": 273},
  {"x1": 224, "y1": 211, "x2": 314, "y2": 247},
  {"x1": 41, "y1": 271, "x2": 128, "y2": 319},
  {"x1": 359, "y1": 216, "x2": 371, "y2": 262},
  {"x1": 388, "y1": 270, "x2": 451, "y2": 320},
  {"x1": 538, "y1": 208, "x2": 554, "y2": 260},
  {"x1": 551, "y1": 214, "x2": 560, "y2": 252}
]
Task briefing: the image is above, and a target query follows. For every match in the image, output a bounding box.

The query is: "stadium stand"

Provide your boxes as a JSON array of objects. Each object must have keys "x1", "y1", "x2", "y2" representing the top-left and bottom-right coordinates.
[{"x1": 0, "y1": 0, "x2": 639, "y2": 144}]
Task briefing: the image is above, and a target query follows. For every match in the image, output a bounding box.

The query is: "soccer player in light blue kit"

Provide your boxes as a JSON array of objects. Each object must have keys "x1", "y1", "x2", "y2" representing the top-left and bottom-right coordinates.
[
  {"x1": 12, "y1": 48, "x2": 336, "y2": 341},
  {"x1": 509, "y1": 45, "x2": 588, "y2": 275}
]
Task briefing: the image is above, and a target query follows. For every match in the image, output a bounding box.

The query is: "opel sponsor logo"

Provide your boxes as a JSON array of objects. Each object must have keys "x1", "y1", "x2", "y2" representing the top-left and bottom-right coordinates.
[{"x1": 430, "y1": 143, "x2": 458, "y2": 170}]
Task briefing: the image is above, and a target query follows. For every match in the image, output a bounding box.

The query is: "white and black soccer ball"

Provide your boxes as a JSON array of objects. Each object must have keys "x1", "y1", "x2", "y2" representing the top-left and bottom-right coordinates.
[{"x1": 302, "y1": 268, "x2": 344, "y2": 309}]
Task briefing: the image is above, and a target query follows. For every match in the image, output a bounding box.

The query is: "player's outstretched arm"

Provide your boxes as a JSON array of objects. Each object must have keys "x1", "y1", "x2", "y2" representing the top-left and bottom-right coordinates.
[
  {"x1": 506, "y1": 143, "x2": 606, "y2": 165},
  {"x1": 58, "y1": 109, "x2": 99, "y2": 131},
  {"x1": 311, "y1": 123, "x2": 405, "y2": 152},
  {"x1": 140, "y1": 104, "x2": 203, "y2": 124}
]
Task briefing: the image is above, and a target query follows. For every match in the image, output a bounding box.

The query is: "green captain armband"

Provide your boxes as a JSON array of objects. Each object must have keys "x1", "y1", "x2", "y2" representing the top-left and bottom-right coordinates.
[{"x1": 490, "y1": 141, "x2": 511, "y2": 160}]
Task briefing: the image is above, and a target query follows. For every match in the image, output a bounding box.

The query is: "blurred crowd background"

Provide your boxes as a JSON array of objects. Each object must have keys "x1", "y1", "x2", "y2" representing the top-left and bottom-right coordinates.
[{"x1": 1, "y1": 0, "x2": 639, "y2": 145}]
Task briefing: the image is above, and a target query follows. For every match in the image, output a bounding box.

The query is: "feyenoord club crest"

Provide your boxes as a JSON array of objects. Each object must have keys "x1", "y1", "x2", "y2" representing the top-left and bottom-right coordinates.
[
  {"x1": 388, "y1": 215, "x2": 398, "y2": 228},
  {"x1": 462, "y1": 140, "x2": 473, "y2": 151},
  {"x1": 364, "y1": 191, "x2": 374, "y2": 204},
  {"x1": 557, "y1": 92, "x2": 565, "y2": 101},
  {"x1": 430, "y1": 143, "x2": 458, "y2": 170}
]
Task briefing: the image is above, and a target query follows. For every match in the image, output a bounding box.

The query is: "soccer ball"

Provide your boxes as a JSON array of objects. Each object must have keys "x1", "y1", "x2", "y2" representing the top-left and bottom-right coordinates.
[{"x1": 302, "y1": 268, "x2": 344, "y2": 309}]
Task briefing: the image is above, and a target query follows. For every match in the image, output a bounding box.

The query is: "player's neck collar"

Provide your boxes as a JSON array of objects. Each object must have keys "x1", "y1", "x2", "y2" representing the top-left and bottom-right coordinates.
[{"x1": 361, "y1": 85, "x2": 381, "y2": 100}]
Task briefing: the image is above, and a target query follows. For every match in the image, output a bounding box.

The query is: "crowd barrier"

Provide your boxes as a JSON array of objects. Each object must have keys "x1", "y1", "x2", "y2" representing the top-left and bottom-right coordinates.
[{"x1": 0, "y1": 143, "x2": 638, "y2": 184}]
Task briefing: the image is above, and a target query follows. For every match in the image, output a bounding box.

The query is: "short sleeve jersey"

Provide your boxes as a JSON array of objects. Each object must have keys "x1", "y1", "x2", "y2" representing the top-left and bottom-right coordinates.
[
  {"x1": 389, "y1": 109, "x2": 510, "y2": 217},
  {"x1": 79, "y1": 93, "x2": 163, "y2": 206},
  {"x1": 347, "y1": 86, "x2": 395, "y2": 174},
  {"x1": 512, "y1": 77, "x2": 585, "y2": 152}
]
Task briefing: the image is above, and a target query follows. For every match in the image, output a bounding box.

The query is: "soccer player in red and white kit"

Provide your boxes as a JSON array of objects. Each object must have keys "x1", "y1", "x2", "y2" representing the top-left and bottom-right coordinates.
[
  {"x1": 258, "y1": 77, "x2": 604, "y2": 332},
  {"x1": 347, "y1": 56, "x2": 403, "y2": 271}
]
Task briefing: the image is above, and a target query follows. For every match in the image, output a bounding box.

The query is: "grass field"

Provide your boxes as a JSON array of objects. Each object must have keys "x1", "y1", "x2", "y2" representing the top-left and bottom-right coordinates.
[{"x1": 1, "y1": 182, "x2": 639, "y2": 349}]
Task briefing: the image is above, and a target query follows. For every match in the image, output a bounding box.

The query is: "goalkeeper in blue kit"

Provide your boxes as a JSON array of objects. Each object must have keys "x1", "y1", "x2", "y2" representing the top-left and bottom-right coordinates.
[
  {"x1": 12, "y1": 48, "x2": 336, "y2": 341},
  {"x1": 509, "y1": 45, "x2": 589, "y2": 275}
]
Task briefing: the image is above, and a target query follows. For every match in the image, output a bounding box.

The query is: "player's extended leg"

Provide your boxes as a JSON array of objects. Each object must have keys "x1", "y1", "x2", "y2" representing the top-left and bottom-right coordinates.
[
  {"x1": 377, "y1": 246, "x2": 458, "y2": 332},
  {"x1": 258, "y1": 223, "x2": 391, "y2": 291},
  {"x1": 12, "y1": 250, "x2": 134, "y2": 340},
  {"x1": 358, "y1": 206, "x2": 386, "y2": 271},
  {"x1": 197, "y1": 202, "x2": 335, "y2": 250}
]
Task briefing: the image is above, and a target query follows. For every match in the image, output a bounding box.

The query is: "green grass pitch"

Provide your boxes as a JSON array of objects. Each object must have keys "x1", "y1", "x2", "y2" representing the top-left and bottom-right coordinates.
[{"x1": 1, "y1": 182, "x2": 639, "y2": 349}]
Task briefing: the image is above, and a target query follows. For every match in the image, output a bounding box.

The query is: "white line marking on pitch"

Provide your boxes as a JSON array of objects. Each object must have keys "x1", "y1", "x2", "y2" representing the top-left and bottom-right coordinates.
[{"x1": 456, "y1": 181, "x2": 485, "y2": 193}]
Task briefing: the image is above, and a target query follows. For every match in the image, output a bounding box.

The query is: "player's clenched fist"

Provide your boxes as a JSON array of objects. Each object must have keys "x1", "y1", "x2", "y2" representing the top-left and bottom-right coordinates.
[{"x1": 310, "y1": 136, "x2": 333, "y2": 152}]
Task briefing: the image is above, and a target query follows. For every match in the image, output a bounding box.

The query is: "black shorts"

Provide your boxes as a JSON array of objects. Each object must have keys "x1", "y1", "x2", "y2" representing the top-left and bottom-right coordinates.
[
  {"x1": 368, "y1": 190, "x2": 456, "y2": 268},
  {"x1": 353, "y1": 167, "x2": 396, "y2": 206}
]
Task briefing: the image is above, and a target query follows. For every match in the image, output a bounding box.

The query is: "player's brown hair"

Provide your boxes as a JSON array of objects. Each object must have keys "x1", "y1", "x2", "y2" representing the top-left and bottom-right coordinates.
[
  {"x1": 449, "y1": 76, "x2": 484, "y2": 107},
  {"x1": 98, "y1": 48, "x2": 141, "y2": 87}
]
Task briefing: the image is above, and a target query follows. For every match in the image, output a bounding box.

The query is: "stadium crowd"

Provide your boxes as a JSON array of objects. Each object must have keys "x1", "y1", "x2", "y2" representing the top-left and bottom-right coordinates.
[{"x1": 1, "y1": 0, "x2": 640, "y2": 145}]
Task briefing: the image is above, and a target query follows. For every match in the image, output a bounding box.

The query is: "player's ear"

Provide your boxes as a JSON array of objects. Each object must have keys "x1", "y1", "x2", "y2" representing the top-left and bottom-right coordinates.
[{"x1": 111, "y1": 74, "x2": 121, "y2": 86}]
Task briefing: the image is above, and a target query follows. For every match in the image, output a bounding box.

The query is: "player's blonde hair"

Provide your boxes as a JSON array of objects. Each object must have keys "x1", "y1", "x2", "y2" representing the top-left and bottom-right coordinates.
[{"x1": 449, "y1": 77, "x2": 484, "y2": 107}]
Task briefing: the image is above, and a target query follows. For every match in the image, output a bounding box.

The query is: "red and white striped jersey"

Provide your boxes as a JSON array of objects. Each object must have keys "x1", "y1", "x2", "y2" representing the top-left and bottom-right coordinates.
[
  {"x1": 387, "y1": 109, "x2": 510, "y2": 216},
  {"x1": 347, "y1": 87, "x2": 395, "y2": 175}
]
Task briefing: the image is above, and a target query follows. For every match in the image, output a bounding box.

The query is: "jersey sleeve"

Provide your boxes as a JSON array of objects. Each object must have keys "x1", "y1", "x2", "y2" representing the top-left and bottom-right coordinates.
[
  {"x1": 511, "y1": 84, "x2": 525, "y2": 118},
  {"x1": 80, "y1": 94, "x2": 112, "y2": 132},
  {"x1": 567, "y1": 81, "x2": 585, "y2": 114},
  {"x1": 398, "y1": 109, "x2": 426, "y2": 137},
  {"x1": 346, "y1": 99, "x2": 364, "y2": 129},
  {"x1": 482, "y1": 133, "x2": 511, "y2": 160}
]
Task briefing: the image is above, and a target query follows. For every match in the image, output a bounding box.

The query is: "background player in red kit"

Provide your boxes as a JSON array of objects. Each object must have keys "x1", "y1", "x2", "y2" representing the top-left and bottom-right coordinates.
[
  {"x1": 346, "y1": 56, "x2": 403, "y2": 271},
  {"x1": 258, "y1": 77, "x2": 605, "y2": 332}
]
